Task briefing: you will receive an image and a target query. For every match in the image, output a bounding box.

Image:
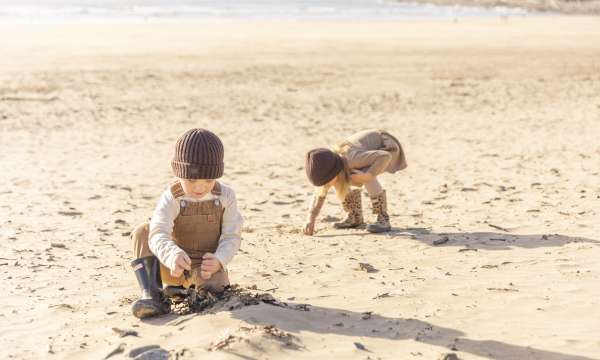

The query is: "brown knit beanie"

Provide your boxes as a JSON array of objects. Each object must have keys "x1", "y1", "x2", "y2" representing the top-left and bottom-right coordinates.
[
  {"x1": 171, "y1": 128, "x2": 224, "y2": 179},
  {"x1": 305, "y1": 148, "x2": 344, "y2": 186}
]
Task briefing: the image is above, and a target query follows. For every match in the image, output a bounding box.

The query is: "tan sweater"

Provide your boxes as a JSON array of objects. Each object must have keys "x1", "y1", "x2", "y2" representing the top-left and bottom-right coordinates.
[{"x1": 339, "y1": 129, "x2": 407, "y2": 175}]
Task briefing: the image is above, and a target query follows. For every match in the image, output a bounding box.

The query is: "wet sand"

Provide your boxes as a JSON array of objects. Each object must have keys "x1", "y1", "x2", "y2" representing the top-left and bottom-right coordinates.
[{"x1": 398, "y1": 0, "x2": 600, "y2": 14}]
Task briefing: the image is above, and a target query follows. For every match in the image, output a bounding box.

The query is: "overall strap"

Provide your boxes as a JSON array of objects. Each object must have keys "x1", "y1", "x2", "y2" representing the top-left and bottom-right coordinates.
[
  {"x1": 211, "y1": 182, "x2": 224, "y2": 229},
  {"x1": 170, "y1": 181, "x2": 185, "y2": 199},
  {"x1": 211, "y1": 181, "x2": 222, "y2": 196}
]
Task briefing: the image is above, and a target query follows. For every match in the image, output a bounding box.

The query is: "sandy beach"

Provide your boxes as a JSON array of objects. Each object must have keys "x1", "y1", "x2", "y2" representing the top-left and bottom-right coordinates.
[{"x1": 1, "y1": 17, "x2": 600, "y2": 360}]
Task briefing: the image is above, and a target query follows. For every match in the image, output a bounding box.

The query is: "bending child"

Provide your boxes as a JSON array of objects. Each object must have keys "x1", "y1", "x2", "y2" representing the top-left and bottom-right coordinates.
[
  {"x1": 130, "y1": 128, "x2": 243, "y2": 319},
  {"x1": 303, "y1": 129, "x2": 406, "y2": 235}
]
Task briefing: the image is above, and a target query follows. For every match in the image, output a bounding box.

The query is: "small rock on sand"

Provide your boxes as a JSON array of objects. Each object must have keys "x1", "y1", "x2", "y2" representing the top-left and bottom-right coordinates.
[
  {"x1": 354, "y1": 342, "x2": 369, "y2": 351},
  {"x1": 133, "y1": 348, "x2": 169, "y2": 360},
  {"x1": 112, "y1": 327, "x2": 138, "y2": 337},
  {"x1": 439, "y1": 353, "x2": 460, "y2": 360},
  {"x1": 129, "y1": 345, "x2": 160, "y2": 357},
  {"x1": 103, "y1": 343, "x2": 125, "y2": 359},
  {"x1": 433, "y1": 236, "x2": 449, "y2": 246},
  {"x1": 359, "y1": 262, "x2": 379, "y2": 273}
]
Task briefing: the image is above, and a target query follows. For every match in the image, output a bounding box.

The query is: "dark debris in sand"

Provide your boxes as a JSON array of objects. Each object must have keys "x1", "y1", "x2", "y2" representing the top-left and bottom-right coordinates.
[
  {"x1": 208, "y1": 324, "x2": 303, "y2": 352},
  {"x1": 169, "y1": 284, "x2": 311, "y2": 316}
]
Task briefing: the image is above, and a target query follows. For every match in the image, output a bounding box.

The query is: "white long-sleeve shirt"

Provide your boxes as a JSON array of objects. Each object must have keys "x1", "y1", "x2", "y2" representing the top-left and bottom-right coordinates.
[{"x1": 148, "y1": 183, "x2": 243, "y2": 271}]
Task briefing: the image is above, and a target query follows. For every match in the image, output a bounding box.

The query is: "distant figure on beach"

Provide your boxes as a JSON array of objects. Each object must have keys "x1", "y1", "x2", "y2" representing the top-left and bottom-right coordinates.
[
  {"x1": 303, "y1": 129, "x2": 407, "y2": 235},
  {"x1": 129, "y1": 129, "x2": 243, "y2": 319}
]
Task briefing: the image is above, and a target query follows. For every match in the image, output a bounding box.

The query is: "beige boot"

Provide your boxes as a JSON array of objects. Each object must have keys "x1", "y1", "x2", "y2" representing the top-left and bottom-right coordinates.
[
  {"x1": 367, "y1": 190, "x2": 391, "y2": 233},
  {"x1": 334, "y1": 189, "x2": 364, "y2": 229}
]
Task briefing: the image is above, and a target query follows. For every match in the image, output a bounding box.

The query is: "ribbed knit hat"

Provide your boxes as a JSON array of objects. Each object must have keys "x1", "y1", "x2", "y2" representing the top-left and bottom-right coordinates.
[
  {"x1": 305, "y1": 148, "x2": 344, "y2": 186},
  {"x1": 171, "y1": 128, "x2": 224, "y2": 179}
]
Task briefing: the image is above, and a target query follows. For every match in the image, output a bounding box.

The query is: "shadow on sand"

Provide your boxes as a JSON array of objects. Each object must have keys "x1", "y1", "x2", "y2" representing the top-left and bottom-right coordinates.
[
  {"x1": 316, "y1": 226, "x2": 599, "y2": 250},
  {"x1": 144, "y1": 300, "x2": 596, "y2": 360},
  {"x1": 231, "y1": 302, "x2": 596, "y2": 360}
]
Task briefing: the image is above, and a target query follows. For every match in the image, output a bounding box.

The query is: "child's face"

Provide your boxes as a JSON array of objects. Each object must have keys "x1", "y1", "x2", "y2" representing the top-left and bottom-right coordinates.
[{"x1": 179, "y1": 178, "x2": 216, "y2": 199}]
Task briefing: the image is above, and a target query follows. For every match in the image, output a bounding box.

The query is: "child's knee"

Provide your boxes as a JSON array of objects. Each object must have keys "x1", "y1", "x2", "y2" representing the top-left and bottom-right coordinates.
[
  {"x1": 131, "y1": 222, "x2": 152, "y2": 258},
  {"x1": 380, "y1": 151, "x2": 392, "y2": 165},
  {"x1": 131, "y1": 222, "x2": 150, "y2": 242}
]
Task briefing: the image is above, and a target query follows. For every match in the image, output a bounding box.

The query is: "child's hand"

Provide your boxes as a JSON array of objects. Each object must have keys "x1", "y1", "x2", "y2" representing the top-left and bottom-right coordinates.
[
  {"x1": 200, "y1": 253, "x2": 222, "y2": 280},
  {"x1": 170, "y1": 251, "x2": 191, "y2": 278},
  {"x1": 303, "y1": 221, "x2": 315, "y2": 236}
]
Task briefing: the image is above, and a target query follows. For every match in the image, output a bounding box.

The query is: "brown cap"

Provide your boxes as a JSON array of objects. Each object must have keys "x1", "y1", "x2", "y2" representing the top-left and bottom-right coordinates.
[
  {"x1": 305, "y1": 148, "x2": 344, "y2": 186},
  {"x1": 171, "y1": 128, "x2": 224, "y2": 179}
]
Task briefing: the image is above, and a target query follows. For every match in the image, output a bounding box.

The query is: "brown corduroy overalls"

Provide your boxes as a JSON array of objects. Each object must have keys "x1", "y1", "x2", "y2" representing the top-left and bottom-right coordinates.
[{"x1": 131, "y1": 181, "x2": 229, "y2": 292}]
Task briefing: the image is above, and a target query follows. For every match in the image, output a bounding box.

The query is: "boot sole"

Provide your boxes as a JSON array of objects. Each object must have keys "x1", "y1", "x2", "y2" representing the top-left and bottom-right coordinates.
[
  {"x1": 333, "y1": 223, "x2": 363, "y2": 229},
  {"x1": 366, "y1": 225, "x2": 391, "y2": 233},
  {"x1": 132, "y1": 300, "x2": 168, "y2": 319}
]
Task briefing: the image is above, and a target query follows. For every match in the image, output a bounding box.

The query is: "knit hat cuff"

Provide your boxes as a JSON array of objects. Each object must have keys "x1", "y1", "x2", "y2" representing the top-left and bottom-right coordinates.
[
  {"x1": 311, "y1": 164, "x2": 342, "y2": 186},
  {"x1": 171, "y1": 161, "x2": 224, "y2": 179}
]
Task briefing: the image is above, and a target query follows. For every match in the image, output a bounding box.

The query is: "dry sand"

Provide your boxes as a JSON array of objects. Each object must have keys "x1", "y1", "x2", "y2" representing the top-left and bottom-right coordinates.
[{"x1": 1, "y1": 17, "x2": 600, "y2": 360}]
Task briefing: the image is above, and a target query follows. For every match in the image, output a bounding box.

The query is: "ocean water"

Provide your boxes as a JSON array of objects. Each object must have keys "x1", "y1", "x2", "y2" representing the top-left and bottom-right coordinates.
[{"x1": 0, "y1": 0, "x2": 530, "y2": 24}]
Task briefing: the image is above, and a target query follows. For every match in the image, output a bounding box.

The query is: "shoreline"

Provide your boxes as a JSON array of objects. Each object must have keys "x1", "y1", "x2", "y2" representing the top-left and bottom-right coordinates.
[
  {"x1": 0, "y1": 1, "x2": 559, "y2": 25},
  {"x1": 396, "y1": 0, "x2": 600, "y2": 14}
]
